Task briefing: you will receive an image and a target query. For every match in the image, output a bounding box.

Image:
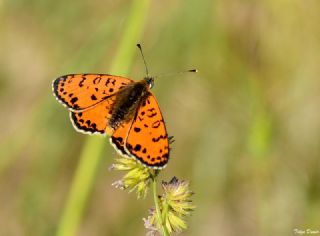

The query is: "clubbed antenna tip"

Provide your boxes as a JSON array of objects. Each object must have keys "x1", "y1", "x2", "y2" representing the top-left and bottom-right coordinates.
[
  {"x1": 188, "y1": 69, "x2": 198, "y2": 73},
  {"x1": 136, "y1": 43, "x2": 149, "y2": 76}
]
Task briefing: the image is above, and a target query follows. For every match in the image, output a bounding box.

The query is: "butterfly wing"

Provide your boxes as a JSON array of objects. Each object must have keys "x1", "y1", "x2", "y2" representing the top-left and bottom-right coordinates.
[
  {"x1": 53, "y1": 74, "x2": 133, "y2": 135},
  {"x1": 109, "y1": 121, "x2": 133, "y2": 157},
  {"x1": 70, "y1": 96, "x2": 117, "y2": 135},
  {"x1": 53, "y1": 74, "x2": 133, "y2": 111},
  {"x1": 125, "y1": 93, "x2": 170, "y2": 169}
]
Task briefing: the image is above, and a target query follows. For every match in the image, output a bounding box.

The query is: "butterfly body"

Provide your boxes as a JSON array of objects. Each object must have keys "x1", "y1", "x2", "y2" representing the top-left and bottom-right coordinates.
[
  {"x1": 108, "y1": 78, "x2": 152, "y2": 131},
  {"x1": 53, "y1": 74, "x2": 169, "y2": 169}
]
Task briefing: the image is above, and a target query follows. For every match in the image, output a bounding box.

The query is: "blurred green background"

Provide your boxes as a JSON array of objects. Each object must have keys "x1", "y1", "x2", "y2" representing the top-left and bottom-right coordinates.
[{"x1": 1, "y1": 0, "x2": 320, "y2": 235}]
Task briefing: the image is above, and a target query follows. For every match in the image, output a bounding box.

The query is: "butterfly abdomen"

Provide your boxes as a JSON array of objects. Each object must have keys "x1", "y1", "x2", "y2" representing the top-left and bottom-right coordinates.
[{"x1": 109, "y1": 80, "x2": 149, "y2": 129}]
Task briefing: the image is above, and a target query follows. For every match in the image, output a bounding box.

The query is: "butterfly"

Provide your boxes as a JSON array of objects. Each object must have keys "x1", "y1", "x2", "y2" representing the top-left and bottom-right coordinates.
[
  {"x1": 52, "y1": 45, "x2": 196, "y2": 169},
  {"x1": 53, "y1": 45, "x2": 183, "y2": 169},
  {"x1": 53, "y1": 72, "x2": 171, "y2": 168}
]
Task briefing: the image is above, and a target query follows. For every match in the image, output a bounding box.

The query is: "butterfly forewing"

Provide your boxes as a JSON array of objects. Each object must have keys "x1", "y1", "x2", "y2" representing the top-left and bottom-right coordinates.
[
  {"x1": 125, "y1": 93, "x2": 169, "y2": 168},
  {"x1": 53, "y1": 74, "x2": 133, "y2": 111}
]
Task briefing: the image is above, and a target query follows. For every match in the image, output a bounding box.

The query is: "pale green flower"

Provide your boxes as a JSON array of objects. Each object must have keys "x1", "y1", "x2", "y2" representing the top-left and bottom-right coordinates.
[
  {"x1": 110, "y1": 156, "x2": 155, "y2": 199},
  {"x1": 144, "y1": 177, "x2": 195, "y2": 235}
]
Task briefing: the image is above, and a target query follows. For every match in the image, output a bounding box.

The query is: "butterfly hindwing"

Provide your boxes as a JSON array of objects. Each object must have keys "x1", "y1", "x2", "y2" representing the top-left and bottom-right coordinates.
[
  {"x1": 125, "y1": 93, "x2": 169, "y2": 168},
  {"x1": 109, "y1": 121, "x2": 133, "y2": 157},
  {"x1": 53, "y1": 74, "x2": 133, "y2": 111},
  {"x1": 70, "y1": 96, "x2": 117, "y2": 135}
]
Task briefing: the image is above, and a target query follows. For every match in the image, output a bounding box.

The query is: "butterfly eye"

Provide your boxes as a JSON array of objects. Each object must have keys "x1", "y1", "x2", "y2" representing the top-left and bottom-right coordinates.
[
  {"x1": 149, "y1": 79, "x2": 154, "y2": 89},
  {"x1": 144, "y1": 77, "x2": 154, "y2": 89}
]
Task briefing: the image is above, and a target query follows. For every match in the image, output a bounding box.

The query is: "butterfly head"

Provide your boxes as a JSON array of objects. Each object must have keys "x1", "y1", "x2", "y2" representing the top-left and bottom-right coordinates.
[{"x1": 144, "y1": 76, "x2": 154, "y2": 89}]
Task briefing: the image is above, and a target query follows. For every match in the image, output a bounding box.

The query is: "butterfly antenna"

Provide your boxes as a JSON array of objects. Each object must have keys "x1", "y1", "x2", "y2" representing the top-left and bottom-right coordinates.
[
  {"x1": 137, "y1": 44, "x2": 149, "y2": 76},
  {"x1": 154, "y1": 69, "x2": 198, "y2": 79}
]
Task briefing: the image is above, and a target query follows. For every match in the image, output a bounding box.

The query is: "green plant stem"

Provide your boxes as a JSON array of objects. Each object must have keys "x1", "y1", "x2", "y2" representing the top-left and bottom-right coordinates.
[
  {"x1": 55, "y1": 137, "x2": 105, "y2": 236},
  {"x1": 55, "y1": 1, "x2": 151, "y2": 236},
  {"x1": 152, "y1": 178, "x2": 170, "y2": 236}
]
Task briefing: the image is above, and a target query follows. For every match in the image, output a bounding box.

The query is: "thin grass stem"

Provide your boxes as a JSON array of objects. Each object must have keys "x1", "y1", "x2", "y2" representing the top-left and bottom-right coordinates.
[{"x1": 152, "y1": 177, "x2": 169, "y2": 236}]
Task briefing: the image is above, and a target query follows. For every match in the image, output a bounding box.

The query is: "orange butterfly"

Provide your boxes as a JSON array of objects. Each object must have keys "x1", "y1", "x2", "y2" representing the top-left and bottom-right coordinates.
[{"x1": 53, "y1": 44, "x2": 196, "y2": 169}]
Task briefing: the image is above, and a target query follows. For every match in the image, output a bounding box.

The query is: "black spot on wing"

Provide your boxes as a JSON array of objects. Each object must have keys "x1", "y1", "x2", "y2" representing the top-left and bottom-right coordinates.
[
  {"x1": 105, "y1": 77, "x2": 116, "y2": 87},
  {"x1": 152, "y1": 120, "x2": 161, "y2": 128},
  {"x1": 134, "y1": 144, "x2": 141, "y2": 151},
  {"x1": 162, "y1": 153, "x2": 169, "y2": 159},
  {"x1": 148, "y1": 114, "x2": 157, "y2": 118},
  {"x1": 70, "y1": 97, "x2": 78, "y2": 104},
  {"x1": 105, "y1": 78, "x2": 110, "y2": 86},
  {"x1": 134, "y1": 127, "x2": 141, "y2": 132},
  {"x1": 79, "y1": 77, "x2": 86, "y2": 87},
  {"x1": 152, "y1": 134, "x2": 167, "y2": 143},
  {"x1": 93, "y1": 76, "x2": 102, "y2": 84},
  {"x1": 147, "y1": 108, "x2": 157, "y2": 118}
]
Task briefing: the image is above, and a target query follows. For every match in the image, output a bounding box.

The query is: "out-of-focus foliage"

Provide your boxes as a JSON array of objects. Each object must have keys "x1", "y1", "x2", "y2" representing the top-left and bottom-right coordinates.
[{"x1": 1, "y1": 0, "x2": 320, "y2": 235}]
